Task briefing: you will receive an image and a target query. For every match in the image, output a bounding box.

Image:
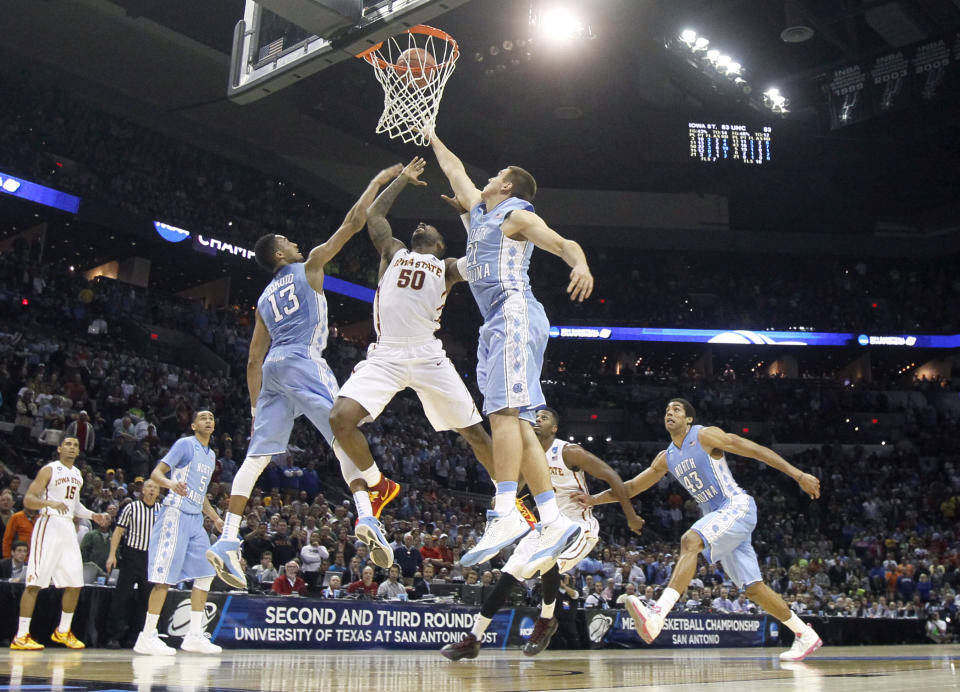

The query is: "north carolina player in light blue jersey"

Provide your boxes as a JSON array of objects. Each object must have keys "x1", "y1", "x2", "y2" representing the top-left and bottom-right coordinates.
[
  {"x1": 135, "y1": 410, "x2": 224, "y2": 656},
  {"x1": 429, "y1": 128, "x2": 594, "y2": 574},
  {"x1": 576, "y1": 398, "x2": 825, "y2": 662},
  {"x1": 207, "y1": 165, "x2": 403, "y2": 590}
]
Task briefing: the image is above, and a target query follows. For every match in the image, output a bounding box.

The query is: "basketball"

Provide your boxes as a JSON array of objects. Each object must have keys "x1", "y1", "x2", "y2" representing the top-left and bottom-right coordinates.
[{"x1": 396, "y1": 47, "x2": 437, "y2": 89}]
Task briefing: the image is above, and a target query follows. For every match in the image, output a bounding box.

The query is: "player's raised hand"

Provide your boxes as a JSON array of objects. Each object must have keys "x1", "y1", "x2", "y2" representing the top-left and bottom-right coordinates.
[
  {"x1": 798, "y1": 472, "x2": 820, "y2": 499},
  {"x1": 374, "y1": 163, "x2": 403, "y2": 185},
  {"x1": 401, "y1": 157, "x2": 428, "y2": 186},
  {"x1": 570, "y1": 491, "x2": 595, "y2": 509},
  {"x1": 440, "y1": 193, "x2": 467, "y2": 215},
  {"x1": 567, "y1": 263, "x2": 594, "y2": 302},
  {"x1": 172, "y1": 480, "x2": 189, "y2": 497}
]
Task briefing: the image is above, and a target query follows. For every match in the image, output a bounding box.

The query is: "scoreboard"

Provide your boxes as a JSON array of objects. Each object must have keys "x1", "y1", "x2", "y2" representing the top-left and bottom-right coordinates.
[{"x1": 689, "y1": 122, "x2": 772, "y2": 164}]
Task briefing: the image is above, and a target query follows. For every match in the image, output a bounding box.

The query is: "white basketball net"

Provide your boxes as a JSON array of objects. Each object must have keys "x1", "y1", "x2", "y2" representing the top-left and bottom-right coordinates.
[{"x1": 359, "y1": 26, "x2": 459, "y2": 147}]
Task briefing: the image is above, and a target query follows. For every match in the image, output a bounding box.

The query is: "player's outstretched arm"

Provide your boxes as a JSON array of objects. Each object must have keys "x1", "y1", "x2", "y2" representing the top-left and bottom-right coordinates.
[
  {"x1": 367, "y1": 158, "x2": 428, "y2": 269},
  {"x1": 562, "y1": 444, "x2": 645, "y2": 534},
  {"x1": 305, "y1": 164, "x2": 402, "y2": 272},
  {"x1": 427, "y1": 129, "x2": 481, "y2": 211},
  {"x1": 247, "y1": 310, "x2": 270, "y2": 416},
  {"x1": 575, "y1": 452, "x2": 669, "y2": 507},
  {"x1": 697, "y1": 426, "x2": 821, "y2": 499},
  {"x1": 501, "y1": 210, "x2": 593, "y2": 302}
]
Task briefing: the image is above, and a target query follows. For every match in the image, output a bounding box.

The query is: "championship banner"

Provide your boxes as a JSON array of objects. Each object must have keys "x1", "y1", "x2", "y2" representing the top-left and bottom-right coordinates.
[
  {"x1": 158, "y1": 592, "x2": 520, "y2": 650},
  {"x1": 585, "y1": 610, "x2": 776, "y2": 649}
]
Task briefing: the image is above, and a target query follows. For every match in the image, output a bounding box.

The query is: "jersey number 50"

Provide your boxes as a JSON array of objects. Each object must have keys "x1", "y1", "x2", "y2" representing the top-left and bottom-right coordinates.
[
  {"x1": 266, "y1": 285, "x2": 301, "y2": 322},
  {"x1": 397, "y1": 269, "x2": 425, "y2": 290}
]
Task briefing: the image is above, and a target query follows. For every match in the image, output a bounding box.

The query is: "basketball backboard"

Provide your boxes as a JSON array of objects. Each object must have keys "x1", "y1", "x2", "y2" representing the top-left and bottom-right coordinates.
[{"x1": 228, "y1": 0, "x2": 473, "y2": 103}]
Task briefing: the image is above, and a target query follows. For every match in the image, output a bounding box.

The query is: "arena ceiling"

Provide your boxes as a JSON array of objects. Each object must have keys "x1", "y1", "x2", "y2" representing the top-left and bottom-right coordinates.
[{"x1": 2, "y1": 0, "x2": 960, "y2": 243}]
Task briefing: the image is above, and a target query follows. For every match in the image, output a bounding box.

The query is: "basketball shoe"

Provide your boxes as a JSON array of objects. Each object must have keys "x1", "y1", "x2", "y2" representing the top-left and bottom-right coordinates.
[
  {"x1": 460, "y1": 509, "x2": 531, "y2": 567},
  {"x1": 370, "y1": 475, "x2": 400, "y2": 519},
  {"x1": 205, "y1": 538, "x2": 246, "y2": 589},
  {"x1": 134, "y1": 632, "x2": 176, "y2": 656},
  {"x1": 522, "y1": 617, "x2": 558, "y2": 656},
  {"x1": 355, "y1": 516, "x2": 394, "y2": 568},
  {"x1": 10, "y1": 634, "x2": 43, "y2": 650},
  {"x1": 779, "y1": 626, "x2": 822, "y2": 661},
  {"x1": 624, "y1": 595, "x2": 663, "y2": 644},
  {"x1": 440, "y1": 633, "x2": 480, "y2": 661},
  {"x1": 50, "y1": 629, "x2": 85, "y2": 649},
  {"x1": 525, "y1": 515, "x2": 582, "y2": 576},
  {"x1": 181, "y1": 633, "x2": 223, "y2": 654}
]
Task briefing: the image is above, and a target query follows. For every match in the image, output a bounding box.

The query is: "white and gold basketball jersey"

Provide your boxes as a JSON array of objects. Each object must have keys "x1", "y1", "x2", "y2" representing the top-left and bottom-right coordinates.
[
  {"x1": 39, "y1": 461, "x2": 83, "y2": 519},
  {"x1": 546, "y1": 439, "x2": 595, "y2": 524},
  {"x1": 374, "y1": 249, "x2": 447, "y2": 343}
]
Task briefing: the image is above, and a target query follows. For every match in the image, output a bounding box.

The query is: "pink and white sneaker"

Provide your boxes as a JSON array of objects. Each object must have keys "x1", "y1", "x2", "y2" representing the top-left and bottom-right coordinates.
[
  {"x1": 779, "y1": 626, "x2": 823, "y2": 661},
  {"x1": 624, "y1": 596, "x2": 664, "y2": 644}
]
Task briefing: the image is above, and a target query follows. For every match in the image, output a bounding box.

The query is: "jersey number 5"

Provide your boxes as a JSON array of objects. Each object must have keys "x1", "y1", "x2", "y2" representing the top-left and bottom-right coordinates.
[
  {"x1": 397, "y1": 269, "x2": 425, "y2": 290},
  {"x1": 266, "y1": 284, "x2": 301, "y2": 322}
]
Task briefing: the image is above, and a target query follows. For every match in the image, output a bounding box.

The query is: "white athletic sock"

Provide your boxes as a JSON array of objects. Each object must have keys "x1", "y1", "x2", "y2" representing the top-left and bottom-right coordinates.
[
  {"x1": 58, "y1": 611, "x2": 74, "y2": 633},
  {"x1": 17, "y1": 617, "x2": 31, "y2": 639},
  {"x1": 190, "y1": 611, "x2": 204, "y2": 637},
  {"x1": 541, "y1": 600, "x2": 556, "y2": 619},
  {"x1": 655, "y1": 587, "x2": 680, "y2": 617},
  {"x1": 536, "y1": 497, "x2": 560, "y2": 525},
  {"x1": 471, "y1": 614, "x2": 491, "y2": 639},
  {"x1": 783, "y1": 613, "x2": 807, "y2": 634},
  {"x1": 143, "y1": 612, "x2": 159, "y2": 636},
  {"x1": 353, "y1": 492, "x2": 373, "y2": 520},
  {"x1": 492, "y1": 481, "x2": 518, "y2": 516},
  {"x1": 221, "y1": 512, "x2": 242, "y2": 542},
  {"x1": 360, "y1": 464, "x2": 382, "y2": 488}
]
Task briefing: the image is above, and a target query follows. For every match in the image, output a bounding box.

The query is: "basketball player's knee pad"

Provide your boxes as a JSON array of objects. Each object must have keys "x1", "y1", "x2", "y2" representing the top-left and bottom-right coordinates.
[
  {"x1": 232, "y1": 455, "x2": 272, "y2": 498},
  {"x1": 334, "y1": 441, "x2": 365, "y2": 484},
  {"x1": 192, "y1": 576, "x2": 214, "y2": 592}
]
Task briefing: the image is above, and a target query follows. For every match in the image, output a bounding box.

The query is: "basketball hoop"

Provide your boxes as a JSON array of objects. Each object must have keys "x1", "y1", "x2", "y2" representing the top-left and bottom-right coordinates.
[{"x1": 357, "y1": 25, "x2": 459, "y2": 147}]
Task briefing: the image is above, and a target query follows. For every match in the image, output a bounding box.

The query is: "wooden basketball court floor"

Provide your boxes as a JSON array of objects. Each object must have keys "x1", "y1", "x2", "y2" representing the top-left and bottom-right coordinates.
[{"x1": 2, "y1": 645, "x2": 958, "y2": 691}]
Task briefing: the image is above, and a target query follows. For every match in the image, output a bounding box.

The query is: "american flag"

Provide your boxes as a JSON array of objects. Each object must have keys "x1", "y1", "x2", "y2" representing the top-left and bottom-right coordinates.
[{"x1": 259, "y1": 38, "x2": 284, "y2": 62}]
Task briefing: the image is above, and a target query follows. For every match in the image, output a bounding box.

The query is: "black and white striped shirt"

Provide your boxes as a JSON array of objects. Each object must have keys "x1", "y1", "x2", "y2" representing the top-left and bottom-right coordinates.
[{"x1": 117, "y1": 500, "x2": 158, "y2": 552}]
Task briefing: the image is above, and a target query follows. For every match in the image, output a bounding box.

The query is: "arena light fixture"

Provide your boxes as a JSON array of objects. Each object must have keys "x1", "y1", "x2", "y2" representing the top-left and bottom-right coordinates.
[
  {"x1": 537, "y1": 5, "x2": 588, "y2": 43},
  {"x1": 706, "y1": 49, "x2": 720, "y2": 63},
  {"x1": 680, "y1": 29, "x2": 697, "y2": 46},
  {"x1": 693, "y1": 36, "x2": 709, "y2": 51},
  {"x1": 763, "y1": 87, "x2": 789, "y2": 113}
]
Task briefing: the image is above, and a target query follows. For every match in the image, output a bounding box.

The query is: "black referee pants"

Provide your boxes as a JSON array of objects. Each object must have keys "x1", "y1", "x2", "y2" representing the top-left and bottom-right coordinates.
[{"x1": 107, "y1": 546, "x2": 150, "y2": 644}]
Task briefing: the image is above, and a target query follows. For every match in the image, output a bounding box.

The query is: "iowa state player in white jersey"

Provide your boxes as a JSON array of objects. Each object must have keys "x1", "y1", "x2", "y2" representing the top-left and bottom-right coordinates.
[
  {"x1": 331, "y1": 158, "x2": 498, "y2": 499},
  {"x1": 575, "y1": 398, "x2": 825, "y2": 662},
  {"x1": 12, "y1": 436, "x2": 110, "y2": 650},
  {"x1": 208, "y1": 165, "x2": 401, "y2": 589},
  {"x1": 428, "y1": 128, "x2": 594, "y2": 574},
  {"x1": 442, "y1": 407, "x2": 643, "y2": 660}
]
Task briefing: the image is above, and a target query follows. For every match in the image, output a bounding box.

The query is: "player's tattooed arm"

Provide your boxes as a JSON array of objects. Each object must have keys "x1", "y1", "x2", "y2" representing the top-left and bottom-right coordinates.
[
  {"x1": 306, "y1": 164, "x2": 402, "y2": 274},
  {"x1": 697, "y1": 426, "x2": 821, "y2": 500},
  {"x1": 573, "y1": 451, "x2": 668, "y2": 508},
  {"x1": 368, "y1": 158, "x2": 426, "y2": 270}
]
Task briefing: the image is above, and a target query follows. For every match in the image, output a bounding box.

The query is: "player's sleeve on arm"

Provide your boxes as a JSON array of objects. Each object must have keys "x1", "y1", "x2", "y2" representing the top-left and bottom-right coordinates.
[{"x1": 160, "y1": 438, "x2": 189, "y2": 470}]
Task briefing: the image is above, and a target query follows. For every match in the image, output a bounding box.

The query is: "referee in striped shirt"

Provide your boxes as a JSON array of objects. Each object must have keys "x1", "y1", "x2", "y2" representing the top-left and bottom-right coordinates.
[{"x1": 104, "y1": 479, "x2": 159, "y2": 649}]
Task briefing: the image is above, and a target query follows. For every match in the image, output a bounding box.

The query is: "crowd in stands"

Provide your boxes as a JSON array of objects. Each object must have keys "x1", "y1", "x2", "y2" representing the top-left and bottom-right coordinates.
[{"x1": 2, "y1": 72, "x2": 960, "y2": 334}]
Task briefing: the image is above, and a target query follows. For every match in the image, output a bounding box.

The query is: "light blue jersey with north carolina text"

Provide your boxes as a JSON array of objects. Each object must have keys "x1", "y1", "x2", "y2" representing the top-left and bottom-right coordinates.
[
  {"x1": 465, "y1": 197, "x2": 538, "y2": 321},
  {"x1": 160, "y1": 436, "x2": 215, "y2": 515},
  {"x1": 257, "y1": 262, "x2": 328, "y2": 357},
  {"x1": 665, "y1": 424, "x2": 748, "y2": 514}
]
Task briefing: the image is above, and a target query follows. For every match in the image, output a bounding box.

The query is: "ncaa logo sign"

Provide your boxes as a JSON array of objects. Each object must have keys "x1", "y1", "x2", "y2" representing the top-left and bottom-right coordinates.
[
  {"x1": 166, "y1": 599, "x2": 218, "y2": 637},
  {"x1": 519, "y1": 616, "x2": 536, "y2": 638},
  {"x1": 154, "y1": 221, "x2": 191, "y2": 243},
  {"x1": 857, "y1": 334, "x2": 870, "y2": 346}
]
